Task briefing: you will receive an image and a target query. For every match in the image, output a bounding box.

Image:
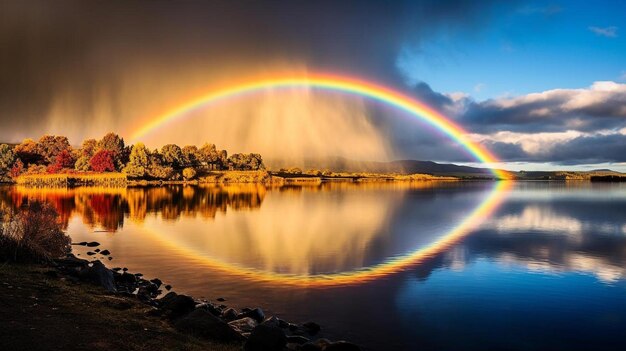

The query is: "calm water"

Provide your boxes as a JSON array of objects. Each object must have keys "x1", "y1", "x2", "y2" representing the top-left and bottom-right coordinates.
[{"x1": 2, "y1": 181, "x2": 626, "y2": 351}]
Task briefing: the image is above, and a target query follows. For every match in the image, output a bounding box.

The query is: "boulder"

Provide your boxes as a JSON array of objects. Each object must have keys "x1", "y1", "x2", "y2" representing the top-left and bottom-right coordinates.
[
  {"x1": 239, "y1": 307, "x2": 265, "y2": 323},
  {"x1": 78, "y1": 260, "x2": 116, "y2": 293},
  {"x1": 228, "y1": 317, "x2": 258, "y2": 334},
  {"x1": 150, "y1": 278, "x2": 162, "y2": 288},
  {"x1": 86, "y1": 241, "x2": 100, "y2": 247},
  {"x1": 159, "y1": 292, "x2": 196, "y2": 320},
  {"x1": 244, "y1": 324, "x2": 287, "y2": 351},
  {"x1": 174, "y1": 308, "x2": 242, "y2": 342},
  {"x1": 222, "y1": 308, "x2": 238, "y2": 321},
  {"x1": 100, "y1": 249, "x2": 110, "y2": 255},
  {"x1": 324, "y1": 341, "x2": 362, "y2": 351}
]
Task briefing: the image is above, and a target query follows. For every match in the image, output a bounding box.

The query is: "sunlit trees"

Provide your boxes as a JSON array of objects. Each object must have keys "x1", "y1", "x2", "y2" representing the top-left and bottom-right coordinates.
[
  {"x1": 182, "y1": 167, "x2": 197, "y2": 180},
  {"x1": 146, "y1": 150, "x2": 175, "y2": 180},
  {"x1": 227, "y1": 153, "x2": 265, "y2": 171},
  {"x1": 89, "y1": 150, "x2": 116, "y2": 172},
  {"x1": 14, "y1": 139, "x2": 42, "y2": 165},
  {"x1": 37, "y1": 135, "x2": 72, "y2": 164},
  {"x1": 74, "y1": 138, "x2": 98, "y2": 171},
  {"x1": 10, "y1": 159, "x2": 24, "y2": 178},
  {"x1": 97, "y1": 132, "x2": 125, "y2": 170},
  {"x1": 122, "y1": 143, "x2": 149, "y2": 178},
  {"x1": 182, "y1": 145, "x2": 200, "y2": 168},
  {"x1": 161, "y1": 144, "x2": 184, "y2": 168},
  {"x1": 47, "y1": 150, "x2": 75, "y2": 173},
  {"x1": 0, "y1": 144, "x2": 14, "y2": 174}
]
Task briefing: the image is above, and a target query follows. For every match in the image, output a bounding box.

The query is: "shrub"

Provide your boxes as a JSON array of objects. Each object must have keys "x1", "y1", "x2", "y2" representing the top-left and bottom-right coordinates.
[
  {"x1": 182, "y1": 167, "x2": 197, "y2": 180},
  {"x1": 0, "y1": 202, "x2": 70, "y2": 262}
]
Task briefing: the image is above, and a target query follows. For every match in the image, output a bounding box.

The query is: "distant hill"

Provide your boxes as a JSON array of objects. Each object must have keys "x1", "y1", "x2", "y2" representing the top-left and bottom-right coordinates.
[{"x1": 268, "y1": 157, "x2": 496, "y2": 178}]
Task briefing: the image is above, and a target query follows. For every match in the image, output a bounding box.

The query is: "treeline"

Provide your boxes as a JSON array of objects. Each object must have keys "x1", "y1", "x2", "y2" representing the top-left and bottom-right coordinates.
[{"x1": 0, "y1": 133, "x2": 265, "y2": 181}]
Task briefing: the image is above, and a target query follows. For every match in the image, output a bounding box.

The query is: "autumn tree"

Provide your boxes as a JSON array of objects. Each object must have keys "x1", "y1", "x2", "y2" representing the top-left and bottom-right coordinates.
[
  {"x1": 14, "y1": 138, "x2": 42, "y2": 165},
  {"x1": 161, "y1": 144, "x2": 184, "y2": 168},
  {"x1": 89, "y1": 150, "x2": 116, "y2": 172},
  {"x1": 75, "y1": 138, "x2": 98, "y2": 171},
  {"x1": 182, "y1": 145, "x2": 200, "y2": 168},
  {"x1": 182, "y1": 167, "x2": 197, "y2": 180},
  {"x1": 10, "y1": 159, "x2": 24, "y2": 178},
  {"x1": 0, "y1": 144, "x2": 14, "y2": 174},
  {"x1": 97, "y1": 133, "x2": 125, "y2": 170},
  {"x1": 47, "y1": 150, "x2": 75, "y2": 173},
  {"x1": 227, "y1": 153, "x2": 264, "y2": 170},
  {"x1": 199, "y1": 143, "x2": 227, "y2": 170},
  {"x1": 37, "y1": 135, "x2": 71, "y2": 164},
  {"x1": 122, "y1": 143, "x2": 149, "y2": 178},
  {"x1": 146, "y1": 150, "x2": 175, "y2": 180}
]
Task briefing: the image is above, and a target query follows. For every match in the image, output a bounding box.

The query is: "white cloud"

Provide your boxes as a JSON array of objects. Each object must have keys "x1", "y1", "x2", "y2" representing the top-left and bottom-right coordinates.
[{"x1": 589, "y1": 26, "x2": 618, "y2": 38}]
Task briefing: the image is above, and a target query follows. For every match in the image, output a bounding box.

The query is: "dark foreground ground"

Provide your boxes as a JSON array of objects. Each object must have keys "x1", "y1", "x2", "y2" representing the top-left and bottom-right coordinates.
[{"x1": 0, "y1": 264, "x2": 240, "y2": 351}]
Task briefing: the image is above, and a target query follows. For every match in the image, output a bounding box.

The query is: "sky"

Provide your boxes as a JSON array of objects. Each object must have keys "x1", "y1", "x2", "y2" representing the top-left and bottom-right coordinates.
[{"x1": 0, "y1": 0, "x2": 625, "y2": 171}]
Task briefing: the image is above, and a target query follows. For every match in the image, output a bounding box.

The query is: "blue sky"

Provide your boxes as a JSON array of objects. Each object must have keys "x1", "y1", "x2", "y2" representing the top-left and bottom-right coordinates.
[{"x1": 397, "y1": 0, "x2": 626, "y2": 101}]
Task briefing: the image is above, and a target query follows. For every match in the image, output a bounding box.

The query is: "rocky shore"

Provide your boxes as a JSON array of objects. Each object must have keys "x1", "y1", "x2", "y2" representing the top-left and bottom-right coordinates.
[{"x1": 48, "y1": 245, "x2": 362, "y2": 351}]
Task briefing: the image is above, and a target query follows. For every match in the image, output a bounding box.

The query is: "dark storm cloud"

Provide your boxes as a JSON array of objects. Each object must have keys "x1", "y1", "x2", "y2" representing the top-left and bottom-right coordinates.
[{"x1": 0, "y1": 0, "x2": 511, "y2": 141}]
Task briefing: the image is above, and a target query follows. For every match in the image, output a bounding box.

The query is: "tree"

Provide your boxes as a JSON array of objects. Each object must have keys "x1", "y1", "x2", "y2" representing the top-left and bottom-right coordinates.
[
  {"x1": 0, "y1": 144, "x2": 14, "y2": 173},
  {"x1": 122, "y1": 143, "x2": 149, "y2": 178},
  {"x1": 10, "y1": 159, "x2": 23, "y2": 178},
  {"x1": 161, "y1": 144, "x2": 184, "y2": 168},
  {"x1": 97, "y1": 133, "x2": 125, "y2": 170},
  {"x1": 182, "y1": 145, "x2": 200, "y2": 168},
  {"x1": 79, "y1": 139, "x2": 98, "y2": 158},
  {"x1": 182, "y1": 167, "x2": 197, "y2": 180},
  {"x1": 227, "y1": 153, "x2": 265, "y2": 170},
  {"x1": 146, "y1": 150, "x2": 174, "y2": 180},
  {"x1": 89, "y1": 150, "x2": 116, "y2": 172},
  {"x1": 37, "y1": 135, "x2": 71, "y2": 164},
  {"x1": 14, "y1": 138, "x2": 43, "y2": 165},
  {"x1": 47, "y1": 150, "x2": 75, "y2": 173},
  {"x1": 199, "y1": 143, "x2": 228, "y2": 170}
]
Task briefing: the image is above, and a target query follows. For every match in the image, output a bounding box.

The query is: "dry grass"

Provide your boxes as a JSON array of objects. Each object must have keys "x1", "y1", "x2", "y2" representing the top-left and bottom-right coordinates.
[{"x1": 16, "y1": 173, "x2": 127, "y2": 187}]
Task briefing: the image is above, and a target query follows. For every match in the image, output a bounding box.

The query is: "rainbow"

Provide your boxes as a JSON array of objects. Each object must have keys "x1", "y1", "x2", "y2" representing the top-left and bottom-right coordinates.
[{"x1": 130, "y1": 73, "x2": 509, "y2": 179}]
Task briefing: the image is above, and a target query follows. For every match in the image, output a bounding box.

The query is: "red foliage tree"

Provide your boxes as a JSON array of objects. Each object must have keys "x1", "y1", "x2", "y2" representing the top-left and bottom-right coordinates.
[
  {"x1": 89, "y1": 150, "x2": 116, "y2": 172},
  {"x1": 47, "y1": 150, "x2": 75, "y2": 173}
]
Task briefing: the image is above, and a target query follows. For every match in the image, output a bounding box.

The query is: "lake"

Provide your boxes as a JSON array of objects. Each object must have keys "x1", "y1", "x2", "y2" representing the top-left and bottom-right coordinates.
[{"x1": 2, "y1": 181, "x2": 626, "y2": 351}]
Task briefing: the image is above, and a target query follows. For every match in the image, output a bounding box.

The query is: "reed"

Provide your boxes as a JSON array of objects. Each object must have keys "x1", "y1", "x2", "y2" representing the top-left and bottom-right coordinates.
[{"x1": 16, "y1": 173, "x2": 127, "y2": 187}]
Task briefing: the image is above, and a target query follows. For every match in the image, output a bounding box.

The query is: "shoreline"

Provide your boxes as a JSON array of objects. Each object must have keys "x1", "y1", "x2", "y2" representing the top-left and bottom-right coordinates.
[{"x1": 0, "y1": 246, "x2": 362, "y2": 351}]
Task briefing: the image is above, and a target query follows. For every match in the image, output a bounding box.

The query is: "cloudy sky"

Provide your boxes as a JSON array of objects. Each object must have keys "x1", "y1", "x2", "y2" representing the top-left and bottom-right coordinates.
[{"x1": 1, "y1": 0, "x2": 625, "y2": 171}]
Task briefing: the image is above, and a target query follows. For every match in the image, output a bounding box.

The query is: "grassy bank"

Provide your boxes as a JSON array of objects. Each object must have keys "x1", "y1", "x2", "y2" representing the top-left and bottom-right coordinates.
[{"x1": 0, "y1": 264, "x2": 240, "y2": 351}]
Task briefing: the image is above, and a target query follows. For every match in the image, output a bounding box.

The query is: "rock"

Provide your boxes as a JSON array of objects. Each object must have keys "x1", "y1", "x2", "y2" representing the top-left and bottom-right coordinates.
[
  {"x1": 222, "y1": 308, "x2": 238, "y2": 321},
  {"x1": 288, "y1": 323, "x2": 299, "y2": 332},
  {"x1": 159, "y1": 292, "x2": 196, "y2": 320},
  {"x1": 86, "y1": 252, "x2": 96, "y2": 256},
  {"x1": 239, "y1": 307, "x2": 265, "y2": 323},
  {"x1": 324, "y1": 341, "x2": 361, "y2": 351},
  {"x1": 286, "y1": 343, "x2": 301, "y2": 351},
  {"x1": 78, "y1": 260, "x2": 116, "y2": 293},
  {"x1": 174, "y1": 308, "x2": 242, "y2": 342},
  {"x1": 261, "y1": 316, "x2": 280, "y2": 328},
  {"x1": 228, "y1": 317, "x2": 258, "y2": 334},
  {"x1": 287, "y1": 335, "x2": 310, "y2": 345},
  {"x1": 86, "y1": 241, "x2": 100, "y2": 247},
  {"x1": 217, "y1": 297, "x2": 226, "y2": 301},
  {"x1": 277, "y1": 318, "x2": 289, "y2": 329},
  {"x1": 302, "y1": 321, "x2": 321, "y2": 335},
  {"x1": 244, "y1": 324, "x2": 287, "y2": 351},
  {"x1": 134, "y1": 273, "x2": 143, "y2": 277},
  {"x1": 112, "y1": 267, "x2": 122, "y2": 272},
  {"x1": 116, "y1": 272, "x2": 137, "y2": 285},
  {"x1": 311, "y1": 339, "x2": 331, "y2": 349},
  {"x1": 100, "y1": 250, "x2": 110, "y2": 255},
  {"x1": 71, "y1": 242, "x2": 88, "y2": 246},
  {"x1": 94, "y1": 248, "x2": 100, "y2": 253},
  {"x1": 164, "y1": 284, "x2": 172, "y2": 291},
  {"x1": 150, "y1": 278, "x2": 162, "y2": 288},
  {"x1": 197, "y1": 302, "x2": 222, "y2": 317},
  {"x1": 108, "y1": 257, "x2": 113, "y2": 261}
]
